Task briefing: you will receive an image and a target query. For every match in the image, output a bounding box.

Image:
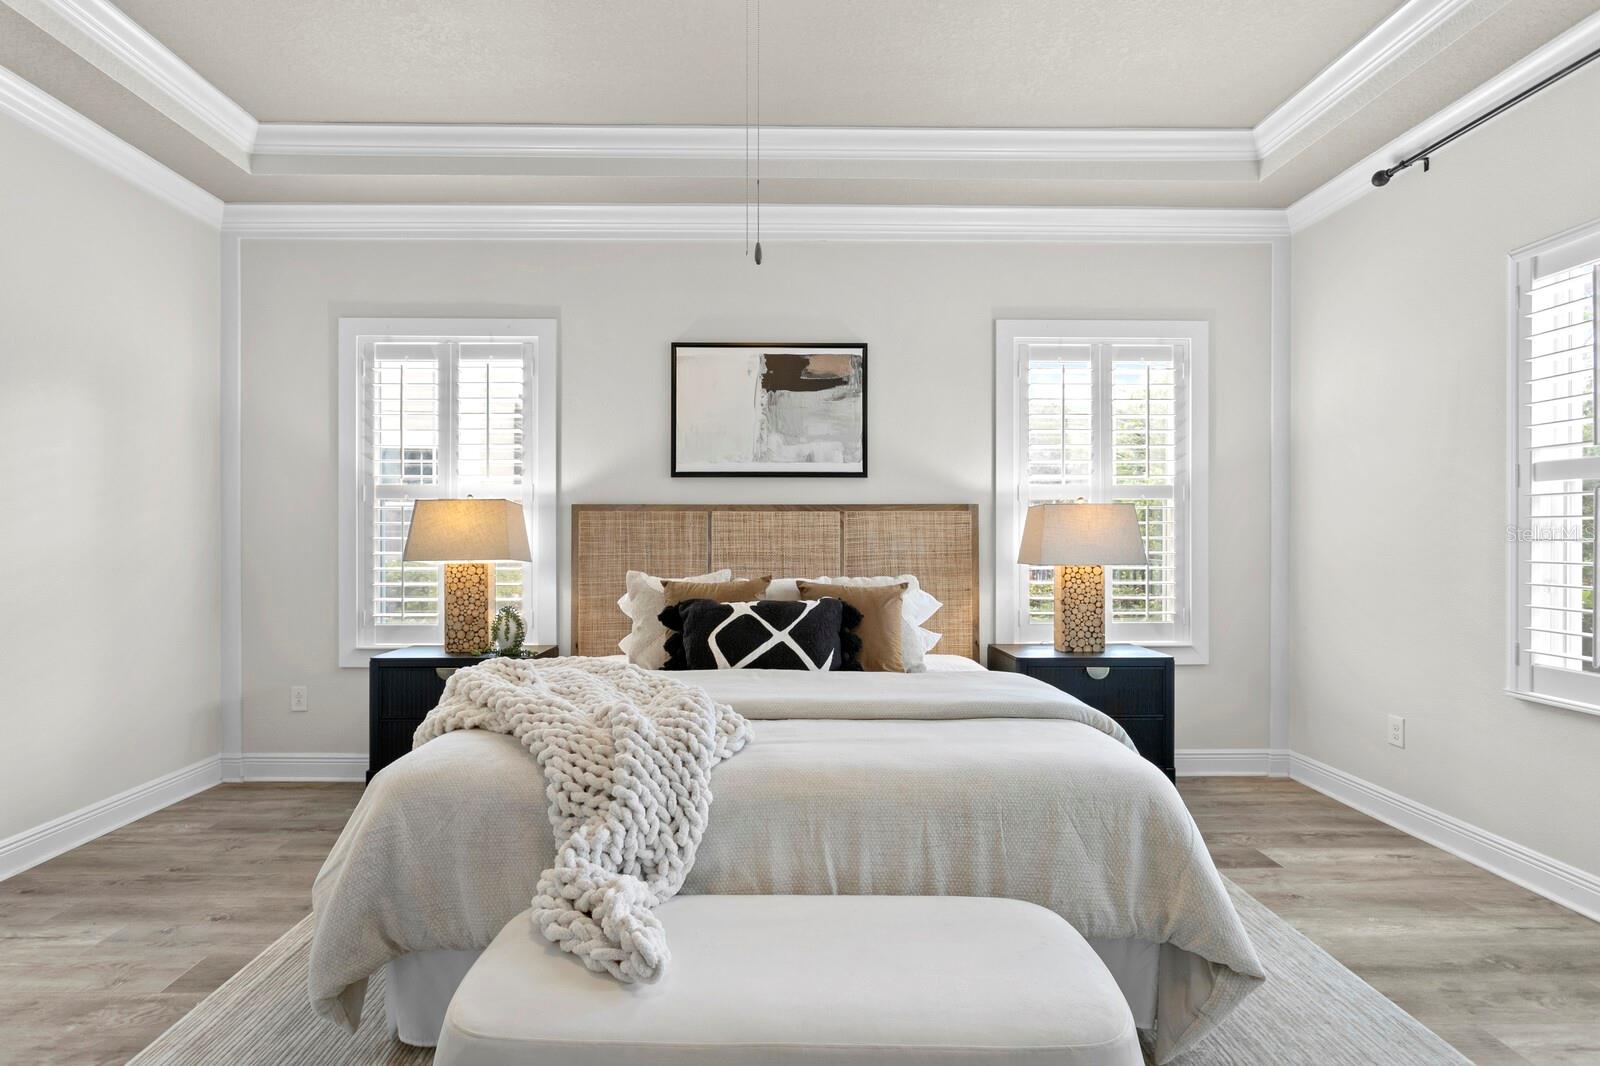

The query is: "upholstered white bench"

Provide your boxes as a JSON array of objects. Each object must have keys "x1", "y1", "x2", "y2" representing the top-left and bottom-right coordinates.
[{"x1": 435, "y1": 895, "x2": 1144, "y2": 1066}]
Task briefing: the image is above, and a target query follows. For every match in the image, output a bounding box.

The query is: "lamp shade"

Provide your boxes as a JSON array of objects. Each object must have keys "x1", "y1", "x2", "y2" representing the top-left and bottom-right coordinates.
[
  {"x1": 402, "y1": 498, "x2": 532, "y2": 563},
  {"x1": 1017, "y1": 503, "x2": 1147, "y2": 566}
]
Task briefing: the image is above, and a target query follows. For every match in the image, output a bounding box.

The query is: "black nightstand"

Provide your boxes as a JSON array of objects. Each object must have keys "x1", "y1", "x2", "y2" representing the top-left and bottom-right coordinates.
[
  {"x1": 987, "y1": 644, "x2": 1175, "y2": 780},
  {"x1": 368, "y1": 645, "x2": 558, "y2": 781}
]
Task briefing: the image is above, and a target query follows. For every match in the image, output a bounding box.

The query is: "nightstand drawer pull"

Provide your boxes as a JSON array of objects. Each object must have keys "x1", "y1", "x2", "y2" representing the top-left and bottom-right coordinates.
[
  {"x1": 1086, "y1": 666, "x2": 1111, "y2": 680},
  {"x1": 436, "y1": 667, "x2": 457, "y2": 681}
]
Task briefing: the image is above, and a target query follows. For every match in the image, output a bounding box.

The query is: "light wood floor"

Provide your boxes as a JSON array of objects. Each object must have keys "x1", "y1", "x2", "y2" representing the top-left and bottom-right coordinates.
[
  {"x1": 1181, "y1": 777, "x2": 1600, "y2": 1065},
  {"x1": 0, "y1": 782, "x2": 363, "y2": 1066},
  {"x1": 2, "y1": 778, "x2": 1598, "y2": 1065}
]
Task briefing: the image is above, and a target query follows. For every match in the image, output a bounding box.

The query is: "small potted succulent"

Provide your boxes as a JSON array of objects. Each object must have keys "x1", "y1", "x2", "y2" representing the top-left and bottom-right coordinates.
[{"x1": 487, "y1": 606, "x2": 527, "y2": 657}]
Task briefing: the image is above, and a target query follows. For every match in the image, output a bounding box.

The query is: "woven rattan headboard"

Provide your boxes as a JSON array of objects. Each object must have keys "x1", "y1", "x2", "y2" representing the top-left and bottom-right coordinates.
[{"x1": 571, "y1": 504, "x2": 979, "y2": 660}]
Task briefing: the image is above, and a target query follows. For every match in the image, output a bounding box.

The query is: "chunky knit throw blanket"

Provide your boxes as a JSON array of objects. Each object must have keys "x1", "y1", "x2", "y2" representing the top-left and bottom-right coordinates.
[{"x1": 413, "y1": 657, "x2": 751, "y2": 982}]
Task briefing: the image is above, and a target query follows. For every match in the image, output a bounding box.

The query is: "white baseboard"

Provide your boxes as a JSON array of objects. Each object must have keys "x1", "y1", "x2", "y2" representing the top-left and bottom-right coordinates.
[
  {"x1": 1288, "y1": 752, "x2": 1600, "y2": 925},
  {"x1": 0, "y1": 755, "x2": 222, "y2": 881},
  {"x1": 1181, "y1": 747, "x2": 1600, "y2": 922},
  {"x1": 229, "y1": 752, "x2": 368, "y2": 781},
  {"x1": 1175, "y1": 748, "x2": 1290, "y2": 777},
  {"x1": 10, "y1": 744, "x2": 1597, "y2": 926}
]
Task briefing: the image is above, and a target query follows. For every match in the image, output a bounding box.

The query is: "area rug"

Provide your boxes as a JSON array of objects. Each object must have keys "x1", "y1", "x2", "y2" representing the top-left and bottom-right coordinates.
[
  {"x1": 129, "y1": 882, "x2": 1469, "y2": 1066},
  {"x1": 1159, "y1": 884, "x2": 1469, "y2": 1065}
]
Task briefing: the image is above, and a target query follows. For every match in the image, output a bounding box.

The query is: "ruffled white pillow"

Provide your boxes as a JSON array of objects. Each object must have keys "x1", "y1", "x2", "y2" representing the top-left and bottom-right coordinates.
[
  {"x1": 771, "y1": 574, "x2": 942, "y2": 671},
  {"x1": 617, "y1": 568, "x2": 732, "y2": 668}
]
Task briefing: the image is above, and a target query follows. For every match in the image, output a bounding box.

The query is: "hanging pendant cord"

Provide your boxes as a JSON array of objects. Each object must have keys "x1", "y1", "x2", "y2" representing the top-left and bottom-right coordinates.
[
  {"x1": 744, "y1": 0, "x2": 750, "y2": 256},
  {"x1": 754, "y1": 0, "x2": 762, "y2": 264}
]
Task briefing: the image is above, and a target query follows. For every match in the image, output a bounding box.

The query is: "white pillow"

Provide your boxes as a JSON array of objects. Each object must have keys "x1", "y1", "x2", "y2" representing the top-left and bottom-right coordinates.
[
  {"x1": 617, "y1": 568, "x2": 732, "y2": 668},
  {"x1": 765, "y1": 578, "x2": 802, "y2": 600},
  {"x1": 789, "y1": 574, "x2": 943, "y2": 671}
]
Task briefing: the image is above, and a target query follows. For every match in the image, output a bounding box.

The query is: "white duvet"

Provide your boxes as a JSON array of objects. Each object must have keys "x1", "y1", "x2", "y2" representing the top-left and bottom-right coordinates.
[{"x1": 309, "y1": 663, "x2": 1262, "y2": 1063}]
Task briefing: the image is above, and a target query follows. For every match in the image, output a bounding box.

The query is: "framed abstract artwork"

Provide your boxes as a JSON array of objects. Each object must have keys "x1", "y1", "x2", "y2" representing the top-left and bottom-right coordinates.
[{"x1": 671, "y1": 342, "x2": 868, "y2": 477}]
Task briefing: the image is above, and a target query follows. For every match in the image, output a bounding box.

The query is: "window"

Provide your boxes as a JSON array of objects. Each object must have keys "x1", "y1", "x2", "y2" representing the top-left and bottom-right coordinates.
[
  {"x1": 338, "y1": 319, "x2": 557, "y2": 664},
  {"x1": 994, "y1": 320, "x2": 1208, "y2": 661},
  {"x1": 1510, "y1": 226, "x2": 1600, "y2": 713}
]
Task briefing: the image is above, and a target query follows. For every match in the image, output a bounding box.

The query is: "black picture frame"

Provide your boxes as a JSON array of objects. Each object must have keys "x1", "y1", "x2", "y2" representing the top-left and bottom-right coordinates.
[{"x1": 671, "y1": 342, "x2": 869, "y2": 478}]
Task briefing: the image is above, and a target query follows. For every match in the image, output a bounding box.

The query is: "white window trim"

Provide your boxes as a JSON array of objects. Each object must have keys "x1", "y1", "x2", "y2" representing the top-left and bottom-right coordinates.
[
  {"x1": 337, "y1": 317, "x2": 558, "y2": 667},
  {"x1": 1506, "y1": 218, "x2": 1600, "y2": 718},
  {"x1": 994, "y1": 319, "x2": 1209, "y2": 664}
]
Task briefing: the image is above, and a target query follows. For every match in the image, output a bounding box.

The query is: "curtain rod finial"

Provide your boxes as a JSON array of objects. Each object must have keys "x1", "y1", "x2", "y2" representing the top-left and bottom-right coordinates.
[{"x1": 1370, "y1": 169, "x2": 1392, "y2": 187}]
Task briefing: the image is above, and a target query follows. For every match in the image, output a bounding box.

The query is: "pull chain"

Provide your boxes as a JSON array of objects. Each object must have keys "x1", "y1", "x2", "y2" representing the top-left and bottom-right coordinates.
[
  {"x1": 744, "y1": 0, "x2": 750, "y2": 257},
  {"x1": 753, "y1": 0, "x2": 763, "y2": 265}
]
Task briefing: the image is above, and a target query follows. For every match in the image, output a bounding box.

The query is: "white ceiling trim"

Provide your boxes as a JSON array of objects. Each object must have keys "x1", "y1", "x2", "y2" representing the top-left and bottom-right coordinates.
[
  {"x1": 7, "y1": 0, "x2": 1587, "y2": 233},
  {"x1": 249, "y1": 123, "x2": 1260, "y2": 180},
  {"x1": 4, "y1": 0, "x2": 257, "y2": 162},
  {"x1": 252, "y1": 123, "x2": 1259, "y2": 162},
  {"x1": 1254, "y1": 0, "x2": 1480, "y2": 160},
  {"x1": 4, "y1": 0, "x2": 1503, "y2": 184},
  {"x1": 0, "y1": 63, "x2": 222, "y2": 225},
  {"x1": 1287, "y1": 8, "x2": 1600, "y2": 232},
  {"x1": 221, "y1": 202, "x2": 1288, "y2": 242}
]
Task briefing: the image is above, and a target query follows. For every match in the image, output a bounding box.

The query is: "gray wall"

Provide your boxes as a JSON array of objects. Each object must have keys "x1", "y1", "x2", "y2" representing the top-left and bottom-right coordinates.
[
  {"x1": 1290, "y1": 62, "x2": 1600, "y2": 875},
  {"x1": 238, "y1": 239, "x2": 1273, "y2": 756},
  {"x1": 0, "y1": 112, "x2": 221, "y2": 838}
]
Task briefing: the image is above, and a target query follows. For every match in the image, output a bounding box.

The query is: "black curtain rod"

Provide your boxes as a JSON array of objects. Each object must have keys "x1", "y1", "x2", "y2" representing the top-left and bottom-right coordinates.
[{"x1": 1372, "y1": 44, "x2": 1600, "y2": 188}]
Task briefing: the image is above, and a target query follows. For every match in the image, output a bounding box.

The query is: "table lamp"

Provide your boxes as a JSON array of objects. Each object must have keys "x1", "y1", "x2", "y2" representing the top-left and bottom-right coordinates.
[
  {"x1": 402, "y1": 498, "x2": 532, "y2": 654},
  {"x1": 1017, "y1": 502, "x2": 1147, "y2": 654}
]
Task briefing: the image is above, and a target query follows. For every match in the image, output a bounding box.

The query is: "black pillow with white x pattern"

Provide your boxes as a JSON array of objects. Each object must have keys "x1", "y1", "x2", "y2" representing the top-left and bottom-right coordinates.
[{"x1": 660, "y1": 597, "x2": 863, "y2": 671}]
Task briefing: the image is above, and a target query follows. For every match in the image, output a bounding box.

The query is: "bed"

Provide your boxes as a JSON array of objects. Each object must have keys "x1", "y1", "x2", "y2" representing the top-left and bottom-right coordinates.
[{"x1": 308, "y1": 504, "x2": 1262, "y2": 1064}]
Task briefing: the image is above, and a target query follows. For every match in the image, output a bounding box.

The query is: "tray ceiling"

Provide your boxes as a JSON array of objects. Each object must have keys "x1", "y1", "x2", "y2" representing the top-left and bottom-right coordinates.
[
  {"x1": 1, "y1": 0, "x2": 1596, "y2": 209},
  {"x1": 109, "y1": 0, "x2": 1405, "y2": 128}
]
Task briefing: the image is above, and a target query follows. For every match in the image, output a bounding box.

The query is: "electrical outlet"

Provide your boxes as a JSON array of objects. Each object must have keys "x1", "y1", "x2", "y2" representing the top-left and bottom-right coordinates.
[
  {"x1": 1387, "y1": 714, "x2": 1405, "y2": 748},
  {"x1": 290, "y1": 685, "x2": 308, "y2": 712}
]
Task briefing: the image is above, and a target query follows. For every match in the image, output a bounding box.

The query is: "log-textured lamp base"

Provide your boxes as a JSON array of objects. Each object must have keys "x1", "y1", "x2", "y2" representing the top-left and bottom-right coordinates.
[
  {"x1": 443, "y1": 562, "x2": 493, "y2": 654},
  {"x1": 1053, "y1": 564, "x2": 1106, "y2": 654}
]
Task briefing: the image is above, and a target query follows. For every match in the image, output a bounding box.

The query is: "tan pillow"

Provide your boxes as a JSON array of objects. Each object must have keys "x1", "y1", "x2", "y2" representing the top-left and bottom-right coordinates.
[
  {"x1": 663, "y1": 575, "x2": 772, "y2": 606},
  {"x1": 797, "y1": 580, "x2": 907, "y2": 672}
]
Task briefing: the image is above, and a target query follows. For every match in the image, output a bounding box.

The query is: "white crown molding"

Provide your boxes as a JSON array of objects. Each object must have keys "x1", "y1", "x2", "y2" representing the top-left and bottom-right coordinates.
[
  {"x1": 250, "y1": 123, "x2": 1260, "y2": 179},
  {"x1": 1289, "y1": 753, "x2": 1600, "y2": 923},
  {"x1": 1286, "y1": 9, "x2": 1600, "y2": 233},
  {"x1": 0, "y1": 64, "x2": 222, "y2": 225},
  {"x1": 222, "y1": 202, "x2": 1289, "y2": 242},
  {"x1": 4, "y1": 0, "x2": 257, "y2": 163},
  {"x1": 4, "y1": 0, "x2": 1570, "y2": 200},
  {"x1": 0, "y1": 755, "x2": 221, "y2": 880},
  {"x1": 254, "y1": 123, "x2": 1259, "y2": 162},
  {"x1": 1254, "y1": 0, "x2": 1482, "y2": 163}
]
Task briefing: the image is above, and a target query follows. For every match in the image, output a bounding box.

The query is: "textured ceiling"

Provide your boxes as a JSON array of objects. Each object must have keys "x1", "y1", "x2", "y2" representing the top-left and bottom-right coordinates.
[
  {"x1": 109, "y1": 0, "x2": 1404, "y2": 127},
  {"x1": 2, "y1": 0, "x2": 1598, "y2": 208}
]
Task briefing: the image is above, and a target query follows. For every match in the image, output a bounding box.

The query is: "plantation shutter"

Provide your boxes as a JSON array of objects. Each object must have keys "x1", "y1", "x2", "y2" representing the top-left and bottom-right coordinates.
[
  {"x1": 1107, "y1": 344, "x2": 1183, "y2": 640},
  {"x1": 455, "y1": 343, "x2": 530, "y2": 614},
  {"x1": 1016, "y1": 339, "x2": 1189, "y2": 643},
  {"x1": 1516, "y1": 247, "x2": 1600, "y2": 705},
  {"x1": 1020, "y1": 345, "x2": 1095, "y2": 625},
  {"x1": 358, "y1": 337, "x2": 533, "y2": 647}
]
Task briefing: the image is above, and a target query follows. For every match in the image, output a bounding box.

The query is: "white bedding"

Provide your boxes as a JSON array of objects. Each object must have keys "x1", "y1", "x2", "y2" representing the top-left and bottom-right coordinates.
[
  {"x1": 310, "y1": 664, "x2": 1261, "y2": 1063},
  {"x1": 921, "y1": 652, "x2": 987, "y2": 671}
]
